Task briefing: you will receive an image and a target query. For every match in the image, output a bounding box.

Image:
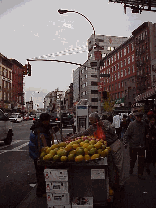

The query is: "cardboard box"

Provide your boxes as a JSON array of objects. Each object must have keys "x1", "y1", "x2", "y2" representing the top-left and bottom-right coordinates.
[
  {"x1": 72, "y1": 197, "x2": 93, "y2": 208},
  {"x1": 47, "y1": 193, "x2": 70, "y2": 205},
  {"x1": 46, "y1": 181, "x2": 68, "y2": 193},
  {"x1": 47, "y1": 205, "x2": 71, "y2": 208},
  {"x1": 44, "y1": 169, "x2": 68, "y2": 181}
]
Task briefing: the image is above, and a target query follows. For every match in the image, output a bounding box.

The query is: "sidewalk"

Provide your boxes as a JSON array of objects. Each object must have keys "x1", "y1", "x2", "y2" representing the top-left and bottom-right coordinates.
[{"x1": 16, "y1": 144, "x2": 156, "y2": 208}]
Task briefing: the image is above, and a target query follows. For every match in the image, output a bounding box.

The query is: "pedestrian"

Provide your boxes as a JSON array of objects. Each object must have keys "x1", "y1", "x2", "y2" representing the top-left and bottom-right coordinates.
[
  {"x1": 112, "y1": 113, "x2": 121, "y2": 139},
  {"x1": 29, "y1": 113, "x2": 52, "y2": 197},
  {"x1": 69, "y1": 112, "x2": 126, "y2": 191},
  {"x1": 123, "y1": 111, "x2": 146, "y2": 180},
  {"x1": 145, "y1": 113, "x2": 156, "y2": 175},
  {"x1": 127, "y1": 113, "x2": 135, "y2": 125},
  {"x1": 120, "y1": 114, "x2": 129, "y2": 142}
]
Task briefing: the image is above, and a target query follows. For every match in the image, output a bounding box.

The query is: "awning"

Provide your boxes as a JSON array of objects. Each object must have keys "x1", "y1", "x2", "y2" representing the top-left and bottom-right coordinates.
[{"x1": 135, "y1": 87, "x2": 156, "y2": 102}]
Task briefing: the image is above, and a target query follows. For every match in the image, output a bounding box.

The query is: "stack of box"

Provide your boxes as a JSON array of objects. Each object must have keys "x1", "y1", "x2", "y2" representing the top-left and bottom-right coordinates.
[{"x1": 44, "y1": 169, "x2": 71, "y2": 208}]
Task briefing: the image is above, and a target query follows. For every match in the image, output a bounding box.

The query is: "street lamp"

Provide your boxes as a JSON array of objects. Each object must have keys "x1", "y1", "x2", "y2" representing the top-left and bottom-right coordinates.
[{"x1": 58, "y1": 9, "x2": 102, "y2": 113}]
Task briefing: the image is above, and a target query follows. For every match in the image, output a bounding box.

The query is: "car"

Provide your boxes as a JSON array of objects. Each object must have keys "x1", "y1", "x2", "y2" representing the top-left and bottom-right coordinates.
[
  {"x1": 0, "y1": 109, "x2": 13, "y2": 145},
  {"x1": 9, "y1": 113, "x2": 23, "y2": 123},
  {"x1": 60, "y1": 112, "x2": 73, "y2": 128}
]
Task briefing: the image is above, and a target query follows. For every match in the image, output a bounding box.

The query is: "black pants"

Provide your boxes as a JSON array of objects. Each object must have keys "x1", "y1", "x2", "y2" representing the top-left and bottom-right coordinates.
[
  {"x1": 34, "y1": 159, "x2": 46, "y2": 195},
  {"x1": 129, "y1": 147, "x2": 145, "y2": 175}
]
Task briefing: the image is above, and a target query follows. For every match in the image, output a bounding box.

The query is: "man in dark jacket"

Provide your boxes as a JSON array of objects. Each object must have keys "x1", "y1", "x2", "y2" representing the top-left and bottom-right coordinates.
[
  {"x1": 29, "y1": 113, "x2": 52, "y2": 197},
  {"x1": 123, "y1": 111, "x2": 146, "y2": 180}
]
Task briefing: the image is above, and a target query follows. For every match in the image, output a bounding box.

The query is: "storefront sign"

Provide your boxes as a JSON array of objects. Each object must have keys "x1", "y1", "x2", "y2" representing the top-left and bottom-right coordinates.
[{"x1": 135, "y1": 87, "x2": 156, "y2": 102}]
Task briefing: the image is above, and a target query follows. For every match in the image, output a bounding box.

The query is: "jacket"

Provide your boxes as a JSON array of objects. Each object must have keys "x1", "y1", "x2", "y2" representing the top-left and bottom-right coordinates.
[
  {"x1": 29, "y1": 120, "x2": 52, "y2": 160},
  {"x1": 123, "y1": 120, "x2": 146, "y2": 148},
  {"x1": 145, "y1": 123, "x2": 156, "y2": 150}
]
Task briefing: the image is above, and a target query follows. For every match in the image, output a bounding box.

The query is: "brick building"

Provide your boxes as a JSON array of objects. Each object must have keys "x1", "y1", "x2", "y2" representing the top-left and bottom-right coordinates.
[
  {"x1": 100, "y1": 22, "x2": 156, "y2": 112},
  {"x1": 10, "y1": 59, "x2": 24, "y2": 111},
  {"x1": 0, "y1": 53, "x2": 13, "y2": 112}
]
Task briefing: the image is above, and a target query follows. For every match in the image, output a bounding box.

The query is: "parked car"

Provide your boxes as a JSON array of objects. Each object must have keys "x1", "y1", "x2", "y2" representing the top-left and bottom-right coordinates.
[
  {"x1": 9, "y1": 113, "x2": 23, "y2": 123},
  {"x1": 0, "y1": 109, "x2": 13, "y2": 145}
]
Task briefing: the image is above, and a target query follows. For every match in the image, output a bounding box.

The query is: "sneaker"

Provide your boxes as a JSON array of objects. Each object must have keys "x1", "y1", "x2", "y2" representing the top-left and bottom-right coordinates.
[{"x1": 138, "y1": 174, "x2": 145, "y2": 180}]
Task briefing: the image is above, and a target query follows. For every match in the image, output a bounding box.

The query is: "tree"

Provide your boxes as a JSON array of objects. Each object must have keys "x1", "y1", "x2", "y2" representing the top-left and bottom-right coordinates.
[{"x1": 103, "y1": 96, "x2": 115, "y2": 114}]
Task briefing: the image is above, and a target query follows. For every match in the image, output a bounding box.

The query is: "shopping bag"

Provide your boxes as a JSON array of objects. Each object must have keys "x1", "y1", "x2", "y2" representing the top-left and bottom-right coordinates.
[{"x1": 94, "y1": 122, "x2": 106, "y2": 140}]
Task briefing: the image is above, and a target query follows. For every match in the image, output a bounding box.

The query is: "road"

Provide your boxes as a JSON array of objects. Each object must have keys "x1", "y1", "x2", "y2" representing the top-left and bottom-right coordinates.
[{"x1": 0, "y1": 120, "x2": 73, "y2": 208}]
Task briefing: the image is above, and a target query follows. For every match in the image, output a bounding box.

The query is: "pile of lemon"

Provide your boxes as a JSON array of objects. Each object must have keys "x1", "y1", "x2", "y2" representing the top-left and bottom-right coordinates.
[{"x1": 40, "y1": 136, "x2": 110, "y2": 162}]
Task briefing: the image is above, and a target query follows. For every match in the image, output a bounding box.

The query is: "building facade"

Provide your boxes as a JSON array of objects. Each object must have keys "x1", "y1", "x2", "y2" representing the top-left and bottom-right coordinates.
[
  {"x1": 10, "y1": 59, "x2": 24, "y2": 111},
  {"x1": 0, "y1": 53, "x2": 13, "y2": 112}
]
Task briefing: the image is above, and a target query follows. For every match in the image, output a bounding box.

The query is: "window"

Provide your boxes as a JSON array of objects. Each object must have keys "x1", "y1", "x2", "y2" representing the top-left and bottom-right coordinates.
[
  {"x1": 127, "y1": 46, "x2": 129, "y2": 53},
  {"x1": 128, "y1": 57, "x2": 130, "y2": 64},
  {"x1": 128, "y1": 67, "x2": 131, "y2": 75},
  {"x1": 91, "y1": 98, "x2": 98, "y2": 102},
  {"x1": 91, "y1": 90, "x2": 98, "y2": 94},
  {"x1": 120, "y1": 50, "x2": 122, "y2": 58},
  {"x1": 118, "y1": 71, "x2": 120, "y2": 79},
  {"x1": 114, "y1": 65, "x2": 116, "y2": 71},
  {"x1": 124, "y1": 59, "x2": 126, "y2": 66},
  {"x1": 117, "y1": 64, "x2": 119, "y2": 70},
  {"x1": 132, "y1": 65, "x2": 135, "y2": 73},
  {"x1": 121, "y1": 70, "x2": 123, "y2": 77},
  {"x1": 111, "y1": 67, "x2": 113, "y2": 73},
  {"x1": 114, "y1": 54, "x2": 116, "y2": 62},
  {"x1": 111, "y1": 76, "x2": 113, "y2": 82},
  {"x1": 118, "y1": 92, "x2": 120, "y2": 98},
  {"x1": 111, "y1": 57, "x2": 113, "y2": 64},
  {"x1": 124, "y1": 48, "x2": 126, "y2": 56},
  {"x1": 91, "y1": 81, "x2": 98, "y2": 86},
  {"x1": 131, "y1": 43, "x2": 134, "y2": 51},
  {"x1": 121, "y1": 81, "x2": 123, "y2": 88},
  {"x1": 120, "y1": 61, "x2": 123, "y2": 68},
  {"x1": 114, "y1": 73, "x2": 116, "y2": 80},
  {"x1": 124, "y1": 69, "x2": 127, "y2": 76},
  {"x1": 86, "y1": 82, "x2": 87, "y2": 86},
  {"x1": 132, "y1": 55, "x2": 134, "y2": 62},
  {"x1": 117, "y1": 52, "x2": 119, "y2": 60},
  {"x1": 118, "y1": 82, "x2": 120, "y2": 89}
]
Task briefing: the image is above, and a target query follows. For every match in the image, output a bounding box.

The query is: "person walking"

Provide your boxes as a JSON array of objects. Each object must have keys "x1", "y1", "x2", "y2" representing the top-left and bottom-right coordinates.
[
  {"x1": 112, "y1": 113, "x2": 121, "y2": 140},
  {"x1": 145, "y1": 113, "x2": 156, "y2": 175},
  {"x1": 123, "y1": 111, "x2": 146, "y2": 180},
  {"x1": 29, "y1": 113, "x2": 52, "y2": 197}
]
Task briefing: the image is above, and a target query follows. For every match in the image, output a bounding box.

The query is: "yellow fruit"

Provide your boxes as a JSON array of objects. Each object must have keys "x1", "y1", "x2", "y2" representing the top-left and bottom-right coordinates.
[
  {"x1": 89, "y1": 140, "x2": 96, "y2": 145},
  {"x1": 65, "y1": 144, "x2": 73, "y2": 152},
  {"x1": 50, "y1": 144, "x2": 58, "y2": 150},
  {"x1": 91, "y1": 154, "x2": 100, "y2": 160},
  {"x1": 68, "y1": 154, "x2": 75, "y2": 161},
  {"x1": 102, "y1": 145, "x2": 106, "y2": 150},
  {"x1": 84, "y1": 155, "x2": 90, "y2": 161},
  {"x1": 106, "y1": 147, "x2": 111, "y2": 151},
  {"x1": 61, "y1": 156, "x2": 68, "y2": 162},
  {"x1": 97, "y1": 149, "x2": 102, "y2": 155},
  {"x1": 87, "y1": 145, "x2": 94, "y2": 150},
  {"x1": 59, "y1": 142, "x2": 66, "y2": 147},
  {"x1": 84, "y1": 148, "x2": 89, "y2": 155},
  {"x1": 43, "y1": 154, "x2": 52, "y2": 161},
  {"x1": 104, "y1": 149, "x2": 109, "y2": 156},
  {"x1": 89, "y1": 148, "x2": 97, "y2": 155},
  {"x1": 104, "y1": 141, "x2": 107, "y2": 146},
  {"x1": 76, "y1": 148, "x2": 84, "y2": 156},
  {"x1": 84, "y1": 139, "x2": 89, "y2": 143},
  {"x1": 80, "y1": 142, "x2": 85, "y2": 147},
  {"x1": 83, "y1": 143, "x2": 89, "y2": 148},
  {"x1": 94, "y1": 143, "x2": 102, "y2": 149},
  {"x1": 100, "y1": 149, "x2": 109, "y2": 157},
  {"x1": 69, "y1": 150, "x2": 76, "y2": 155},
  {"x1": 49, "y1": 149, "x2": 56, "y2": 156},
  {"x1": 77, "y1": 139, "x2": 82, "y2": 143},
  {"x1": 53, "y1": 155, "x2": 60, "y2": 161},
  {"x1": 57, "y1": 149, "x2": 67, "y2": 157},
  {"x1": 73, "y1": 144, "x2": 79, "y2": 149},
  {"x1": 75, "y1": 155, "x2": 84, "y2": 162},
  {"x1": 46, "y1": 147, "x2": 51, "y2": 154},
  {"x1": 40, "y1": 152, "x2": 46, "y2": 159}
]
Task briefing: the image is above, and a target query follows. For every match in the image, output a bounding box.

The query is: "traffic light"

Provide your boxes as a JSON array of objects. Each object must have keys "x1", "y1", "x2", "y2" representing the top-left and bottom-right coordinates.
[
  {"x1": 27, "y1": 63, "x2": 31, "y2": 76},
  {"x1": 22, "y1": 64, "x2": 27, "y2": 75}
]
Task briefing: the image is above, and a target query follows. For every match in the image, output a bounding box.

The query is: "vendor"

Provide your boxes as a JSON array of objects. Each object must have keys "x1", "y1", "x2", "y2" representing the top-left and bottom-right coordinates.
[{"x1": 68, "y1": 112, "x2": 126, "y2": 191}]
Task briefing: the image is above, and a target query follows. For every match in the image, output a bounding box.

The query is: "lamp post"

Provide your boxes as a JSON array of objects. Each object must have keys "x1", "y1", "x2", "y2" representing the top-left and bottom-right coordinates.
[{"x1": 58, "y1": 9, "x2": 102, "y2": 114}]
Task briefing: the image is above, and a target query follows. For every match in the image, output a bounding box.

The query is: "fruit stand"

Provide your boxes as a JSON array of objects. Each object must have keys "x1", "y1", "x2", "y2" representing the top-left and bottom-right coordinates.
[{"x1": 38, "y1": 136, "x2": 114, "y2": 208}]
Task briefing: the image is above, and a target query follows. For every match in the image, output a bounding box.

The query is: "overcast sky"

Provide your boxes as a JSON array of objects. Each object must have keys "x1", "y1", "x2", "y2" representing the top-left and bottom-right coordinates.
[{"x1": 0, "y1": 0, "x2": 156, "y2": 109}]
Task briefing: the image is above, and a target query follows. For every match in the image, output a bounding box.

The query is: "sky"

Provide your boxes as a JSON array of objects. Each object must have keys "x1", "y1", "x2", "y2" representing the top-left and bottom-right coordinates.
[{"x1": 0, "y1": 0, "x2": 156, "y2": 109}]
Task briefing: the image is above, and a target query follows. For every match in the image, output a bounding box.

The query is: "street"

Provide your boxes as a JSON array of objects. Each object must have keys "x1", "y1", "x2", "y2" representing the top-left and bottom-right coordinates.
[{"x1": 0, "y1": 120, "x2": 73, "y2": 208}]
